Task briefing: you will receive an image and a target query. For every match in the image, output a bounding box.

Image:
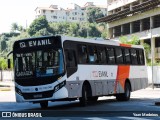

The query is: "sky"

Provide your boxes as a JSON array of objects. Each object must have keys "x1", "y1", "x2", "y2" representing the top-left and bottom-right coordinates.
[{"x1": 0, "y1": 0, "x2": 107, "y2": 34}]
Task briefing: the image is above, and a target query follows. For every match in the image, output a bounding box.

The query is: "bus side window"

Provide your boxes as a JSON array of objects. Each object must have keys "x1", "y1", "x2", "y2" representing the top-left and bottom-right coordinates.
[
  {"x1": 124, "y1": 48, "x2": 131, "y2": 64},
  {"x1": 65, "y1": 49, "x2": 76, "y2": 67},
  {"x1": 78, "y1": 45, "x2": 88, "y2": 64},
  {"x1": 97, "y1": 47, "x2": 106, "y2": 64},
  {"x1": 106, "y1": 47, "x2": 115, "y2": 64},
  {"x1": 88, "y1": 46, "x2": 98, "y2": 63},
  {"x1": 130, "y1": 49, "x2": 138, "y2": 65},
  {"x1": 115, "y1": 47, "x2": 124, "y2": 64},
  {"x1": 138, "y1": 49, "x2": 145, "y2": 65}
]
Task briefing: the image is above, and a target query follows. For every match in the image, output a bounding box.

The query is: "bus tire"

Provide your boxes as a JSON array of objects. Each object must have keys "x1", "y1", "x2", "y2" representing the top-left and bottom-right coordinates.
[
  {"x1": 116, "y1": 82, "x2": 131, "y2": 101},
  {"x1": 40, "y1": 101, "x2": 48, "y2": 109},
  {"x1": 79, "y1": 85, "x2": 88, "y2": 106}
]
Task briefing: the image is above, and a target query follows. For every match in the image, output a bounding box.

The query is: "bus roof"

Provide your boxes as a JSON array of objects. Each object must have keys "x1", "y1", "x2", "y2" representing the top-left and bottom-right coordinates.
[{"x1": 61, "y1": 36, "x2": 144, "y2": 49}]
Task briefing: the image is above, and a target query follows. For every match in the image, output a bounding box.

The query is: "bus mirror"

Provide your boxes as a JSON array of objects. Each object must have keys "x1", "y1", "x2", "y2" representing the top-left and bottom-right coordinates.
[{"x1": 8, "y1": 59, "x2": 11, "y2": 69}]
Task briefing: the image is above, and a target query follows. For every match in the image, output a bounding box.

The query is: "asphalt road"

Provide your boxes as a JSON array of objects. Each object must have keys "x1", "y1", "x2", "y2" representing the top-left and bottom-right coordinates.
[{"x1": 0, "y1": 87, "x2": 160, "y2": 119}]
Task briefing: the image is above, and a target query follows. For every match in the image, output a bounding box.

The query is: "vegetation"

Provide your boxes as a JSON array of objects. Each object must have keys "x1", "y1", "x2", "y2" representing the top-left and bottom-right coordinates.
[
  {"x1": 0, "y1": 58, "x2": 7, "y2": 70},
  {"x1": 28, "y1": 16, "x2": 52, "y2": 36},
  {"x1": 11, "y1": 23, "x2": 25, "y2": 33},
  {"x1": 86, "y1": 7, "x2": 104, "y2": 23},
  {"x1": 119, "y1": 35, "x2": 151, "y2": 65}
]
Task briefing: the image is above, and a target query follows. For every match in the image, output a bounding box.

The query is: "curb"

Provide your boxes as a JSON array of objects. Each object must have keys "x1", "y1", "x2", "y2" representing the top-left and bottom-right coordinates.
[
  {"x1": 0, "y1": 87, "x2": 11, "y2": 91},
  {"x1": 0, "y1": 85, "x2": 10, "y2": 87},
  {"x1": 0, "y1": 83, "x2": 14, "y2": 91}
]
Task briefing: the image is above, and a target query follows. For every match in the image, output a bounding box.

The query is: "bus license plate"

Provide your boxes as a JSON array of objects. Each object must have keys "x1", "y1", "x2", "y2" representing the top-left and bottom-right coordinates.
[{"x1": 34, "y1": 94, "x2": 42, "y2": 98}]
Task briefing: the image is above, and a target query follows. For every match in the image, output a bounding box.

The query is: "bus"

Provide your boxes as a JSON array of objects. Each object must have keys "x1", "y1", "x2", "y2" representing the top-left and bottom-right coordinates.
[{"x1": 9, "y1": 36, "x2": 148, "y2": 108}]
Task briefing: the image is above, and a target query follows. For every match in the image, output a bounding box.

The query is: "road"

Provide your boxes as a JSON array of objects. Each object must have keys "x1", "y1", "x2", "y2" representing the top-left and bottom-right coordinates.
[{"x1": 0, "y1": 87, "x2": 160, "y2": 119}]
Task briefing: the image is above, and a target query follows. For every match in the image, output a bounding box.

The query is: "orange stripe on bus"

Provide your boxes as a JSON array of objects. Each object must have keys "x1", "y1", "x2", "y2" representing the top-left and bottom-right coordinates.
[
  {"x1": 120, "y1": 43, "x2": 131, "y2": 48},
  {"x1": 114, "y1": 65, "x2": 130, "y2": 93}
]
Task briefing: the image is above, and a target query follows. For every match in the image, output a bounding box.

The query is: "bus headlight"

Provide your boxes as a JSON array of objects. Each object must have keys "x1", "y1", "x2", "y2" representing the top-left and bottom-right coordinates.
[
  {"x1": 15, "y1": 87, "x2": 22, "y2": 96},
  {"x1": 54, "y1": 80, "x2": 66, "y2": 93}
]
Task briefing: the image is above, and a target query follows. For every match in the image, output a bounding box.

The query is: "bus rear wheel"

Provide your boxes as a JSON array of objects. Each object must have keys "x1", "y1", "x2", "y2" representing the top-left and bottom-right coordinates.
[
  {"x1": 116, "y1": 82, "x2": 131, "y2": 101},
  {"x1": 40, "y1": 101, "x2": 48, "y2": 109}
]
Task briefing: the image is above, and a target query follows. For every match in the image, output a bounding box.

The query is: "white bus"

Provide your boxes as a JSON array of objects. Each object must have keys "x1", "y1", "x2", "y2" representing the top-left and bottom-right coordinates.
[{"x1": 9, "y1": 36, "x2": 148, "y2": 108}]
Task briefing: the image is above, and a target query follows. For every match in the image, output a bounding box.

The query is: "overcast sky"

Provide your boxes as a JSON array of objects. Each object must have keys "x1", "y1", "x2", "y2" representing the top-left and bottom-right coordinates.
[{"x1": 0, "y1": 0, "x2": 107, "y2": 34}]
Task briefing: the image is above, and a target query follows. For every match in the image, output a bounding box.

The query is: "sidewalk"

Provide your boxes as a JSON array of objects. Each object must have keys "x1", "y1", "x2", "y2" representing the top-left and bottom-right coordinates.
[{"x1": 0, "y1": 81, "x2": 14, "y2": 91}]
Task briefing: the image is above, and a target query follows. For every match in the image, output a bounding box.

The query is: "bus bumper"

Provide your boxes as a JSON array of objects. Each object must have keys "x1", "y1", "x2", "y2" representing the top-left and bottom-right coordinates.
[{"x1": 16, "y1": 86, "x2": 68, "y2": 102}]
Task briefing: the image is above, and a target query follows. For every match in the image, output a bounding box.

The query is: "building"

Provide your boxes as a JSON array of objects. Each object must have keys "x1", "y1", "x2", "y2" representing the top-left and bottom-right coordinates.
[
  {"x1": 35, "y1": 5, "x2": 67, "y2": 22},
  {"x1": 97, "y1": 0, "x2": 160, "y2": 62},
  {"x1": 65, "y1": 3, "x2": 86, "y2": 22},
  {"x1": 35, "y1": 2, "x2": 107, "y2": 23}
]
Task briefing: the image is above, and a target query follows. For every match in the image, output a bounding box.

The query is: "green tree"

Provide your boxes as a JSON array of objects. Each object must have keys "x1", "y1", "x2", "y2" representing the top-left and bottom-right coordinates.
[
  {"x1": 86, "y1": 7, "x2": 104, "y2": 23},
  {"x1": 68, "y1": 23, "x2": 79, "y2": 36},
  {"x1": 97, "y1": 23, "x2": 108, "y2": 39},
  {"x1": 18, "y1": 25, "x2": 25, "y2": 32},
  {"x1": 11, "y1": 23, "x2": 18, "y2": 32},
  {"x1": 101, "y1": 30, "x2": 107, "y2": 39},
  {"x1": 1, "y1": 40, "x2": 7, "y2": 52},
  {"x1": 0, "y1": 35, "x2": 8, "y2": 52},
  {"x1": 50, "y1": 22, "x2": 70, "y2": 35},
  {"x1": 77, "y1": 24, "x2": 88, "y2": 37},
  {"x1": 0, "y1": 58, "x2": 7, "y2": 70},
  {"x1": 34, "y1": 28, "x2": 53, "y2": 36},
  {"x1": 120, "y1": 35, "x2": 150, "y2": 63},
  {"x1": 119, "y1": 35, "x2": 140, "y2": 45},
  {"x1": 88, "y1": 23, "x2": 101, "y2": 37},
  {"x1": 28, "y1": 16, "x2": 51, "y2": 36}
]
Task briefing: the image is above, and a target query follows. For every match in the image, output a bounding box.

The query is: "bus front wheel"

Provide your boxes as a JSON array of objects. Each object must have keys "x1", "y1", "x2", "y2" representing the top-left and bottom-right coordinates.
[
  {"x1": 40, "y1": 101, "x2": 48, "y2": 109},
  {"x1": 79, "y1": 85, "x2": 88, "y2": 106},
  {"x1": 116, "y1": 82, "x2": 131, "y2": 101}
]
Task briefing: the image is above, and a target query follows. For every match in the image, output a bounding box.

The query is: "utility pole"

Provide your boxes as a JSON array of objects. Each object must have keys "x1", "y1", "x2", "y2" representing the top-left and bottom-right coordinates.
[{"x1": 150, "y1": 17, "x2": 154, "y2": 89}]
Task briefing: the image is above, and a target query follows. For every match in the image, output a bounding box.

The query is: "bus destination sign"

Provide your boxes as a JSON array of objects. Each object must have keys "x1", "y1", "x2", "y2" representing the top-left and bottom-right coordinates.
[{"x1": 19, "y1": 39, "x2": 52, "y2": 48}]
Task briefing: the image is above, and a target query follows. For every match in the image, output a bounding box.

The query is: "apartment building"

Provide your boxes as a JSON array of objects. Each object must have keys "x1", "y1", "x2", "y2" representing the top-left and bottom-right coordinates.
[
  {"x1": 97, "y1": 0, "x2": 160, "y2": 62},
  {"x1": 35, "y1": 2, "x2": 107, "y2": 23},
  {"x1": 35, "y1": 5, "x2": 67, "y2": 22},
  {"x1": 65, "y1": 3, "x2": 86, "y2": 22}
]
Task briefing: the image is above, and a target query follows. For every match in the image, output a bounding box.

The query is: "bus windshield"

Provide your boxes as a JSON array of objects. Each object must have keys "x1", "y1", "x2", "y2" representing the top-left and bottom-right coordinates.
[{"x1": 14, "y1": 48, "x2": 64, "y2": 78}]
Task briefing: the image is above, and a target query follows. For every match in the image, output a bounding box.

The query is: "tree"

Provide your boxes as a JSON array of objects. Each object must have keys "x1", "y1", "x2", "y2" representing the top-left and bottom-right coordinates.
[
  {"x1": 49, "y1": 22, "x2": 103, "y2": 38},
  {"x1": 68, "y1": 23, "x2": 79, "y2": 36},
  {"x1": 18, "y1": 25, "x2": 25, "y2": 32},
  {"x1": 34, "y1": 28, "x2": 53, "y2": 36},
  {"x1": 28, "y1": 16, "x2": 51, "y2": 36},
  {"x1": 88, "y1": 23, "x2": 101, "y2": 37},
  {"x1": 101, "y1": 30, "x2": 108, "y2": 39},
  {"x1": 1, "y1": 40, "x2": 7, "y2": 52},
  {"x1": 0, "y1": 35, "x2": 8, "y2": 52},
  {"x1": 50, "y1": 22, "x2": 69, "y2": 35},
  {"x1": 86, "y1": 7, "x2": 104, "y2": 23},
  {"x1": 11, "y1": 23, "x2": 18, "y2": 32},
  {"x1": 120, "y1": 35, "x2": 150, "y2": 63},
  {"x1": 0, "y1": 58, "x2": 7, "y2": 70},
  {"x1": 97, "y1": 23, "x2": 108, "y2": 39},
  {"x1": 77, "y1": 24, "x2": 88, "y2": 38},
  {"x1": 119, "y1": 35, "x2": 140, "y2": 45}
]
